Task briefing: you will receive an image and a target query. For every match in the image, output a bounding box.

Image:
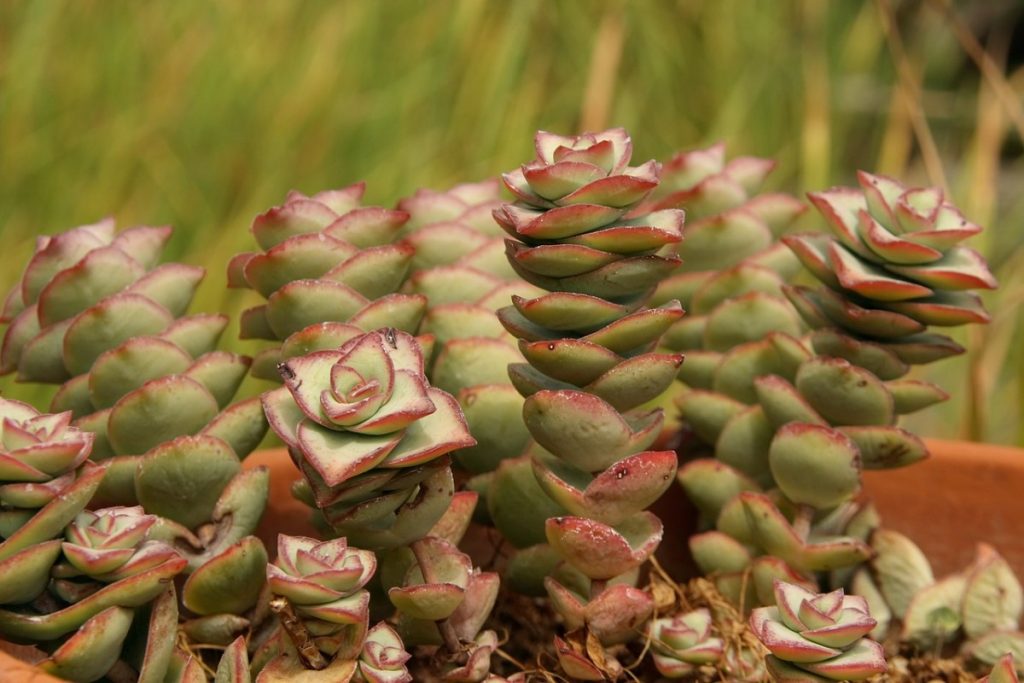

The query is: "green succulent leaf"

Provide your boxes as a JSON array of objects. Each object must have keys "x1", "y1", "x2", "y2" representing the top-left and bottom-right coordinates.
[
  {"x1": 63, "y1": 293, "x2": 174, "y2": 376},
  {"x1": 107, "y1": 375, "x2": 220, "y2": 456},
  {"x1": 135, "y1": 584, "x2": 178, "y2": 683},
  {"x1": 182, "y1": 536, "x2": 268, "y2": 616},
  {"x1": 487, "y1": 456, "x2": 568, "y2": 549},
  {"x1": 88, "y1": 337, "x2": 193, "y2": 410},
  {"x1": 0, "y1": 540, "x2": 63, "y2": 605},
  {"x1": 38, "y1": 606, "x2": 135, "y2": 683},
  {"x1": 794, "y1": 357, "x2": 894, "y2": 427},
  {"x1": 768, "y1": 423, "x2": 862, "y2": 509},
  {"x1": 134, "y1": 435, "x2": 241, "y2": 529}
]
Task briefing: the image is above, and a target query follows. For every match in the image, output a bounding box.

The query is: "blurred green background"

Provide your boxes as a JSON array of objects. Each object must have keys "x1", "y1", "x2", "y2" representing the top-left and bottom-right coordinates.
[{"x1": 1, "y1": 0, "x2": 1022, "y2": 444}]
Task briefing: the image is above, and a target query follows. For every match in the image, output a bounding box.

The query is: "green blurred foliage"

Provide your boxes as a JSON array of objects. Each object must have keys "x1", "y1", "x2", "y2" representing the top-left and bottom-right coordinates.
[{"x1": 1, "y1": 0, "x2": 1022, "y2": 444}]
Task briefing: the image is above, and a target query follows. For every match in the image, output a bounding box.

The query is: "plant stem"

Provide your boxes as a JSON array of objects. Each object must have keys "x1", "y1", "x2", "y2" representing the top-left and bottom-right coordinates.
[
  {"x1": 590, "y1": 578, "x2": 608, "y2": 600},
  {"x1": 792, "y1": 504, "x2": 815, "y2": 542},
  {"x1": 410, "y1": 538, "x2": 464, "y2": 656},
  {"x1": 269, "y1": 596, "x2": 329, "y2": 670}
]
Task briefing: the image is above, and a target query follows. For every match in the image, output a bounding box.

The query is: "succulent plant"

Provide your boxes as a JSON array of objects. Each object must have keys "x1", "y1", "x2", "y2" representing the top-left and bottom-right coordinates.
[
  {"x1": 230, "y1": 183, "x2": 427, "y2": 381},
  {"x1": 398, "y1": 179, "x2": 516, "y2": 280},
  {"x1": 645, "y1": 143, "x2": 806, "y2": 238},
  {"x1": 678, "y1": 458, "x2": 879, "y2": 611},
  {"x1": 0, "y1": 398, "x2": 106, "y2": 611},
  {"x1": 672, "y1": 176, "x2": 984, "y2": 513},
  {"x1": 383, "y1": 500, "x2": 500, "y2": 666},
  {"x1": 675, "y1": 172, "x2": 995, "y2": 619},
  {"x1": 0, "y1": 219, "x2": 275, "y2": 681},
  {"x1": 354, "y1": 621, "x2": 413, "y2": 683},
  {"x1": 59, "y1": 506, "x2": 180, "y2": 582},
  {"x1": 0, "y1": 397, "x2": 96, "y2": 517},
  {"x1": 648, "y1": 608, "x2": 724, "y2": 677},
  {"x1": 0, "y1": 127, "x2": 1013, "y2": 683},
  {"x1": 749, "y1": 580, "x2": 886, "y2": 681},
  {"x1": 495, "y1": 127, "x2": 682, "y2": 564},
  {"x1": 0, "y1": 219, "x2": 271, "y2": 625},
  {"x1": 0, "y1": 503, "x2": 188, "y2": 682},
  {"x1": 264, "y1": 327, "x2": 475, "y2": 549},
  {"x1": 851, "y1": 529, "x2": 1024, "y2": 663},
  {"x1": 266, "y1": 534, "x2": 376, "y2": 664},
  {"x1": 491, "y1": 127, "x2": 687, "y2": 680}
]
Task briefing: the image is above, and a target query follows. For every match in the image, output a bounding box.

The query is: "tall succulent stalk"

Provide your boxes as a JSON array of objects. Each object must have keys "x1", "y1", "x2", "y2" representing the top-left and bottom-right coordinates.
[
  {"x1": 639, "y1": 145, "x2": 809, "y2": 432},
  {"x1": 494, "y1": 128, "x2": 685, "y2": 672},
  {"x1": 677, "y1": 172, "x2": 997, "y2": 611}
]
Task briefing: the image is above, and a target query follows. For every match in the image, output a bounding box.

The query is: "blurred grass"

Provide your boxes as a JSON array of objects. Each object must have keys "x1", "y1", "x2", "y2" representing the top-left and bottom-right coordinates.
[{"x1": 1, "y1": 0, "x2": 1022, "y2": 444}]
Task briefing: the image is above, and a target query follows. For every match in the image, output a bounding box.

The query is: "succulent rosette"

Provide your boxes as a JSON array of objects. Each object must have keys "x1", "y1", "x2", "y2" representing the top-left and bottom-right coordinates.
[
  {"x1": 648, "y1": 608, "x2": 724, "y2": 677},
  {"x1": 399, "y1": 180, "x2": 542, "y2": 476},
  {"x1": 785, "y1": 171, "x2": 997, "y2": 373},
  {"x1": 355, "y1": 621, "x2": 413, "y2": 683},
  {"x1": 59, "y1": 506, "x2": 181, "y2": 582},
  {"x1": 369, "y1": 492, "x2": 500, "y2": 675},
  {"x1": 229, "y1": 183, "x2": 428, "y2": 381},
  {"x1": 673, "y1": 173, "x2": 1000, "y2": 603},
  {"x1": 749, "y1": 581, "x2": 886, "y2": 682},
  {"x1": 387, "y1": 538, "x2": 500, "y2": 652},
  {"x1": 264, "y1": 328, "x2": 475, "y2": 548},
  {"x1": 268, "y1": 534, "x2": 377, "y2": 660},
  {"x1": 388, "y1": 536, "x2": 474, "y2": 623},
  {"x1": 0, "y1": 397, "x2": 93, "y2": 509},
  {"x1": 0, "y1": 399, "x2": 106, "y2": 609}
]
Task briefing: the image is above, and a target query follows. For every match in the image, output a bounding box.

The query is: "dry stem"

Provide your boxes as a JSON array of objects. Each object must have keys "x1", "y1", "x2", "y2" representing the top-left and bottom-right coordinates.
[{"x1": 268, "y1": 596, "x2": 328, "y2": 670}]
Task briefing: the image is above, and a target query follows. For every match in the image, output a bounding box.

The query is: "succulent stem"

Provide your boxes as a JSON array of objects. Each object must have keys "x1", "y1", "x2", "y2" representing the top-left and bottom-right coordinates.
[
  {"x1": 792, "y1": 504, "x2": 815, "y2": 542},
  {"x1": 589, "y1": 578, "x2": 608, "y2": 600},
  {"x1": 410, "y1": 538, "x2": 464, "y2": 656}
]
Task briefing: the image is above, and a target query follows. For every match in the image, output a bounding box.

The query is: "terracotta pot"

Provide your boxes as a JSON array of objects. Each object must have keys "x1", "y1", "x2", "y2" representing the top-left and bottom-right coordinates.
[
  {"x1": 866, "y1": 437, "x2": 1024, "y2": 578},
  {"x1": 3, "y1": 438, "x2": 1022, "y2": 681},
  {"x1": 0, "y1": 641, "x2": 61, "y2": 683},
  {"x1": 243, "y1": 447, "x2": 320, "y2": 543}
]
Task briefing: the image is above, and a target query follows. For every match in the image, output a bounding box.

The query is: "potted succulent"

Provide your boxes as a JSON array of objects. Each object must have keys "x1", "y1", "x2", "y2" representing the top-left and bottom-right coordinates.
[{"x1": 0, "y1": 126, "x2": 1020, "y2": 682}]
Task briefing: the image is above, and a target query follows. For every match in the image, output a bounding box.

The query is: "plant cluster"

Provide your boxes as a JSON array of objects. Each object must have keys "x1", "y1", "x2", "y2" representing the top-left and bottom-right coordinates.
[{"x1": 0, "y1": 127, "x2": 1018, "y2": 682}]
